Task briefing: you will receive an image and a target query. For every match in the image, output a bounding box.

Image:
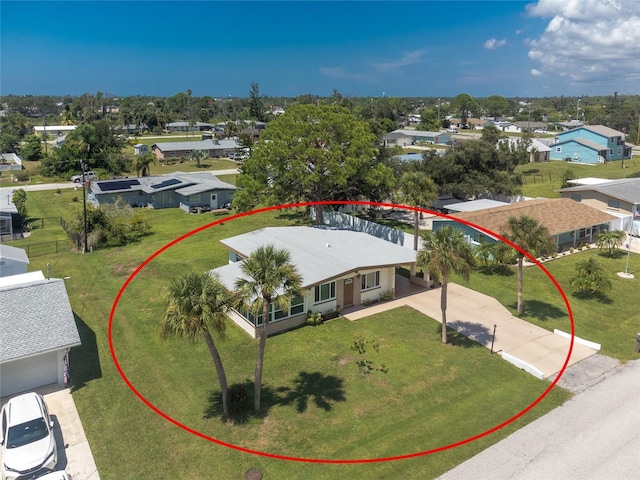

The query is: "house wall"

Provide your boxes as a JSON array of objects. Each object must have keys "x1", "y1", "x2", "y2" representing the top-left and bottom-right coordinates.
[
  {"x1": 556, "y1": 128, "x2": 628, "y2": 161},
  {"x1": 549, "y1": 141, "x2": 601, "y2": 163},
  {"x1": 560, "y1": 191, "x2": 635, "y2": 215},
  {"x1": 0, "y1": 257, "x2": 28, "y2": 277}
]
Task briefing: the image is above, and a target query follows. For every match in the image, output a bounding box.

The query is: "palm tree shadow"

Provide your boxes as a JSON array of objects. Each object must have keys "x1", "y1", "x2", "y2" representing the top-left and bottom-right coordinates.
[
  {"x1": 203, "y1": 380, "x2": 279, "y2": 424},
  {"x1": 571, "y1": 291, "x2": 614, "y2": 304},
  {"x1": 477, "y1": 265, "x2": 514, "y2": 277},
  {"x1": 597, "y1": 250, "x2": 626, "y2": 259},
  {"x1": 444, "y1": 321, "x2": 493, "y2": 348},
  {"x1": 277, "y1": 371, "x2": 346, "y2": 413},
  {"x1": 509, "y1": 300, "x2": 567, "y2": 321}
]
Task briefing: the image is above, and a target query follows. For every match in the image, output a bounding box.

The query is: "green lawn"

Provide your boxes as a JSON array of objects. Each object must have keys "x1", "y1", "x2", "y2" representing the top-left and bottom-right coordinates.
[
  {"x1": 454, "y1": 249, "x2": 640, "y2": 360},
  {"x1": 14, "y1": 192, "x2": 574, "y2": 479}
]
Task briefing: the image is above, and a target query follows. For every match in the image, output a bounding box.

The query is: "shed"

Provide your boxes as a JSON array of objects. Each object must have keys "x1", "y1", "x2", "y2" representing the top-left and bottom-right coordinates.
[{"x1": 0, "y1": 245, "x2": 29, "y2": 277}]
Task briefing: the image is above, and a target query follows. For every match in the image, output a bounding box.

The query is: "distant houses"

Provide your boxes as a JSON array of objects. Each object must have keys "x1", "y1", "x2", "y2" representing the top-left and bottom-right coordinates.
[
  {"x1": 151, "y1": 138, "x2": 240, "y2": 160},
  {"x1": 383, "y1": 129, "x2": 451, "y2": 146}
]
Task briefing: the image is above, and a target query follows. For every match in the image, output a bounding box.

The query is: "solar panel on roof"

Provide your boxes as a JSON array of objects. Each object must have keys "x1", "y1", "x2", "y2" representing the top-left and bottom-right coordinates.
[
  {"x1": 98, "y1": 179, "x2": 141, "y2": 192},
  {"x1": 151, "y1": 178, "x2": 182, "y2": 189}
]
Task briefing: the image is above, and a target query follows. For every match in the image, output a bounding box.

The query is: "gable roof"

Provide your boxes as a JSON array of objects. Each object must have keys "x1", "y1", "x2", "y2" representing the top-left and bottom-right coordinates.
[
  {"x1": 0, "y1": 276, "x2": 81, "y2": 363},
  {"x1": 580, "y1": 125, "x2": 625, "y2": 138},
  {"x1": 555, "y1": 137, "x2": 608, "y2": 151},
  {"x1": 91, "y1": 172, "x2": 236, "y2": 196},
  {"x1": 558, "y1": 177, "x2": 640, "y2": 204},
  {"x1": 448, "y1": 198, "x2": 617, "y2": 236},
  {"x1": 212, "y1": 226, "x2": 416, "y2": 291},
  {"x1": 0, "y1": 244, "x2": 29, "y2": 264},
  {"x1": 152, "y1": 138, "x2": 239, "y2": 152}
]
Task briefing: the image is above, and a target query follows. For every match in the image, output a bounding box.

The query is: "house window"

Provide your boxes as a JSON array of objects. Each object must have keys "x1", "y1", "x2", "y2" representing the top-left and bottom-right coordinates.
[
  {"x1": 314, "y1": 282, "x2": 336, "y2": 303},
  {"x1": 361, "y1": 271, "x2": 381, "y2": 291},
  {"x1": 555, "y1": 147, "x2": 562, "y2": 153},
  {"x1": 571, "y1": 194, "x2": 582, "y2": 202},
  {"x1": 247, "y1": 294, "x2": 305, "y2": 326},
  {"x1": 190, "y1": 194, "x2": 201, "y2": 204},
  {"x1": 617, "y1": 147, "x2": 622, "y2": 155},
  {"x1": 607, "y1": 199, "x2": 620, "y2": 209}
]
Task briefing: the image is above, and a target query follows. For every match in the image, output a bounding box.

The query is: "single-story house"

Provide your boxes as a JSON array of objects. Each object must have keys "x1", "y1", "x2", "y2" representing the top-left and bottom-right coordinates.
[
  {"x1": 211, "y1": 226, "x2": 418, "y2": 337},
  {"x1": 558, "y1": 177, "x2": 640, "y2": 235},
  {"x1": 0, "y1": 187, "x2": 19, "y2": 241},
  {"x1": 430, "y1": 195, "x2": 463, "y2": 213},
  {"x1": 33, "y1": 125, "x2": 77, "y2": 137},
  {"x1": 151, "y1": 138, "x2": 240, "y2": 160},
  {"x1": 0, "y1": 245, "x2": 29, "y2": 277},
  {"x1": 134, "y1": 144, "x2": 149, "y2": 155},
  {"x1": 383, "y1": 129, "x2": 450, "y2": 146},
  {"x1": 551, "y1": 120, "x2": 584, "y2": 131},
  {"x1": 502, "y1": 121, "x2": 548, "y2": 133},
  {"x1": 432, "y1": 198, "x2": 618, "y2": 252},
  {"x1": 0, "y1": 153, "x2": 23, "y2": 171},
  {"x1": 549, "y1": 125, "x2": 632, "y2": 164},
  {"x1": 89, "y1": 171, "x2": 236, "y2": 212},
  {"x1": 444, "y1": 199, "x2": 509, "y2": 214},
  {"x1": 0, "y1": 272, "x2": 81, "y2": 397},
  {"x1": 166, "y1": 121, "x2": 216, "y2": 132},
  {"x1": 501, "y1": 138, "x2": 551, "y2": 163}
]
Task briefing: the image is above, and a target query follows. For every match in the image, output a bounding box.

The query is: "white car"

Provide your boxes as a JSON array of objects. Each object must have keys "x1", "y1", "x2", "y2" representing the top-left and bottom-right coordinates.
[
  {"x1": 446, "y1": 128, "x2": 458, "y2": 133},
  {"x1": 70, "y1": 171, "x2": 96, "y2": 183},
  {"x1": 0, "y1": 392, "x2": 58, "y2": 480}
]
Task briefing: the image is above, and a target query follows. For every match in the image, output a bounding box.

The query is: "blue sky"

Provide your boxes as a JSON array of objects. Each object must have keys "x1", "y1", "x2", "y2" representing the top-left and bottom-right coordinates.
[{"x1": 2, "y1": 1, "x2": 639, "y2": 98}]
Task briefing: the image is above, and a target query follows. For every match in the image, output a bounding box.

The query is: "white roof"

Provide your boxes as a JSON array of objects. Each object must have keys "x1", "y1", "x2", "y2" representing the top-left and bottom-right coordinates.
[
  {"x1": 0, "y1": 244, "x2": 29, "y2": 264},
  {"x1": 33, "y1": 125, "x2": 77, "y2": 132},
  {"x1": 566, "y1": 177, "x2": 614, "y2": 186},
  {"x1": 212, "y1": 226, "x2": 417, "y2": 290},
  {"x1": 446, "y1": 199, "x2": 510, "y2": 212},
  {"x1": 0, "y1": 270, "x2": 44, "y2": 288}
]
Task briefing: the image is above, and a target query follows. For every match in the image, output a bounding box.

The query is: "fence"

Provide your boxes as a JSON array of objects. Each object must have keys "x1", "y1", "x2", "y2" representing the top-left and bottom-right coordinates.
[{"x1": 18, "y1": 239, "x2": 72, "y2": 258}]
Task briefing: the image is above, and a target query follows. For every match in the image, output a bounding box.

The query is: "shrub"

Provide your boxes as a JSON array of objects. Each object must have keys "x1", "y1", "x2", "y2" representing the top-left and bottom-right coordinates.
[
  {"x1": 306, "y1": 312, "x2": 323, "y2": 326},
  {"x1": 569, "y1": 247, "x2": 574, "y2": 253},
  {"x1": 379, "y1": 290, "x2": 394, "y2": 302},
  {"x1": 14, "y1": 170, "x2": 30, "y2": 182},
  {"x1": 551, "y1": 252, "x2": 558, "y2": 258},
  {"x1": 72, "y1": 196, "x2": 79, "y2": 203}
]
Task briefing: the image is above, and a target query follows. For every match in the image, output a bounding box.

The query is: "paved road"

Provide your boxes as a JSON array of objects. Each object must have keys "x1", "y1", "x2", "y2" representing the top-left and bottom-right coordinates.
[{"x1": 438, "y1": 358, "x2": 640, "y2": 480}]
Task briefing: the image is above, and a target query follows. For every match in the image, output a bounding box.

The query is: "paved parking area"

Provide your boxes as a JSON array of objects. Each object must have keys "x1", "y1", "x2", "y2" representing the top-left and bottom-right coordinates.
[{"x1": 0, "y1": 385, "x2": 99, "y2": 480}]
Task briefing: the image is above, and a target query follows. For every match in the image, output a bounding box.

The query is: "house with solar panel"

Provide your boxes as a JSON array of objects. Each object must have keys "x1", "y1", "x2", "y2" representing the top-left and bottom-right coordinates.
[
  {"x1": 88, "y1": 172, "x2": 236, "y2": 212},
  {"x1": 549, "y1": 125, "x2": 632, "y2": 164},
  {"x1": 151, "y1": 138, "x2": 240, "y2": 160}
]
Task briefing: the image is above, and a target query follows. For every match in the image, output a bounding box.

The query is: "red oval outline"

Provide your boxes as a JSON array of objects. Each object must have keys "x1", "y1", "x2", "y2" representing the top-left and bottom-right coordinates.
[{"x1": 109, "y1": 200, "x2": 575, "y2": 464}]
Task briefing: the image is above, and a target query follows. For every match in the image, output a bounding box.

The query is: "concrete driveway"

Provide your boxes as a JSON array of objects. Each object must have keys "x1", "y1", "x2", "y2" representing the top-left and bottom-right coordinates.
[
  {"x1": 0, "y1": 385, "x2": 100, "y2": 480},
  {"x1": 344, "y1": 280, "x2": 598, "y2": 379}
]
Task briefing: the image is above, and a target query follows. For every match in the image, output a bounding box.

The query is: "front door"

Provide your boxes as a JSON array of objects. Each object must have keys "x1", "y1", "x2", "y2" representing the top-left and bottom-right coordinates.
[
  {"x1": 210, "y1": 193, "x2": 218, "y2": 209},
  {"x1": 343, "y1": 278, "x2": 354, "y2": 307}
]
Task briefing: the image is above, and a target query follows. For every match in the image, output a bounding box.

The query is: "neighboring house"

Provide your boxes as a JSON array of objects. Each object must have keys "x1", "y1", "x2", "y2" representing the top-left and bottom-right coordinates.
[
  {"x1": 383, "y1": 129, "x2": 450, "y2": 146},
  {"x1": 432, "y1": 198, "x2": 617, "y2": 252},
  {"x1": 211, "y1": 226, "x2": 418, "y2": 338},
  {"x1": 549, "y1": 125, "x2": 633, "y2": 164},
  {"x1": 89, "y1": 171, "x2": 236, "y2": 212},
  {"x1": 151, "y1": 138, "x2": 240, "y2": 160},
  {"x1": 501, "y1": 138, "x2": 551, "y2": 163},
  {"x1": 0, "y1": 245, "x2": 29, "y2": 277},
  {"x1": 467, "y1": 118, "x2": 489, "y2": 130},
  {"x1": 0, "y1": 272, "x2": 81, "y2": 397},
  {"x1": 33, "y1": 125, "x2": 77, "y2": 136},
  {"x1": 444, "y1": 199, "x2": 510, "y2": 214},
  {"x1": 0, "y1": 187, "x2": 19, "y2": 241},
  {"x1": 551, "y1": 120, "x2": 584, "y2": 131},
  {"x1": 558, "y1": 177, "x2": 640, "y2": 235},
  {"x1": 509, "y1": 121, "x2": 548, "y2": 133},
  {"x1": 0, "y1": 153, "x2": 23, "y2": 171},
  {"x1": 166, "y1": 121, "x2": 216, "y2": 132},
  {"x1": 115, "y1": 124, "x2": 148, "y2": 135},
  {"x1": 134, "y1": 143, "x2": 149, "y2": 155}
]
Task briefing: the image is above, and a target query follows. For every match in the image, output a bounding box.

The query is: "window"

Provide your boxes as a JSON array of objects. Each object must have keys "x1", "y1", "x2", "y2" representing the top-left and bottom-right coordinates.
[
  {"x1": 314, "y1": 282, "x2": 336, "y2": 303},
  {"x1": 617, "y1": 147, "x2": 622, "y2": 155},
  {"x1": 244, "y1": 294, "x2": 305, "y2": 326},
  {"x1": 190, "y1": 194, "x2": 201, "y2": 203},
  {"x1": 361, "y1": 271, "x2": 381, "y2": 291},
  {"x1": 607, "y1": 199, "x2": 620, "y2": 209},
  {"x1": 571, "y1": 194, "x2": 582, "y2": 202},
  {"x1": 555, "y1": 147, "x2": 562, "y2": 153}
]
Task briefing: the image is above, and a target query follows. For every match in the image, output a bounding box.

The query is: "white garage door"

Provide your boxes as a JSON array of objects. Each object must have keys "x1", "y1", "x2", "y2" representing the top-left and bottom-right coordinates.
[{"x1": 0, "y1": 352, "x2": 59, "y2": 398}]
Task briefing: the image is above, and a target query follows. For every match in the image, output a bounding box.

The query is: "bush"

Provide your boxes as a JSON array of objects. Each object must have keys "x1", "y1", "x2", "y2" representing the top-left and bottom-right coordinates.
[
  {"x1": 551, "y1": 252, "x2": 558, "y2": 258},
  {"x1": 569, "y1": 247, "x2": 574, "y2": 253},
  {"x1": 379, "y1": 290, "x2": 394, "y2": 302},
  {"x1": 14, "y1": 170, "x2": 30, "y2": 182},
  {"x1": 72, "y1": 196, "x2": 79, "y2": 203},
  {"x1": 306, "y1": 312, "x2": 323, "y2": 326}
]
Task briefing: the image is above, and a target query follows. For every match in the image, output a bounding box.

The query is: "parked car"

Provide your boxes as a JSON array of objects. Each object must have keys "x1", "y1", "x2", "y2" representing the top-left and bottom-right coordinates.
[
  {"x1": 0, "y1": 392, "x2": 58, "y2": 480},
  {"x1": 33, "y1": 472, "x2": 71, "y2": 480},
  {"x1": 447, "y1": 128, "x2": 458, "y2": 133},
  {"x1": 70, "y1": 171, "x2": 96, "y2": 183},
  {"x1": 534, "y1": 129, "x2": 547, "y2": 134}
]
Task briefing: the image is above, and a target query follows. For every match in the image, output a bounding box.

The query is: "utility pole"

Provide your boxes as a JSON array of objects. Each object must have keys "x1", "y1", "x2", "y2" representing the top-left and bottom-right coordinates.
[
  {"x1": 80, "y1": 160, "x2": 89, "y2": 253},
  {"x1": 577, "y1": 98, "x2": 581, "y2": 123},
  {"x1": 437, "y1": 98, "x2": 441, "y2": 129}
]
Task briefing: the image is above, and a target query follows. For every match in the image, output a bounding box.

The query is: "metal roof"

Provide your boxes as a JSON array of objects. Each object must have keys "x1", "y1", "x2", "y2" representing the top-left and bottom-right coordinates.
[
  {"x1": 446, "y1": 199, "x2": 509, "y2": 212},
  {"x1": 0, "y1": 187, "x2": 19, "y2": 214},
  {"x1": 152, "y1": 139, "x2": 239, "y2": 151},
  {"x1": 0, "y1": 276, "x2": 81, "y2": 363},
  {"x1": 558, "y1": 178, "x2": 640, "y2": 204},
  {"x1": 212, "y1": 226, "x2": 417, "y2": 290},
  {"x1": 0, "y1": 244, "x2": 29, "y2": 264}
]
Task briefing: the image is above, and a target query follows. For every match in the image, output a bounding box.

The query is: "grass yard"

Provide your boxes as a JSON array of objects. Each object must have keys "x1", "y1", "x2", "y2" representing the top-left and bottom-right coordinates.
[
  {"x1": 454, "y1": 249, "x2": 640, "y2": 361},
  {"x1": 13, "y1": 192, "x2": 574, "y2": 479}
]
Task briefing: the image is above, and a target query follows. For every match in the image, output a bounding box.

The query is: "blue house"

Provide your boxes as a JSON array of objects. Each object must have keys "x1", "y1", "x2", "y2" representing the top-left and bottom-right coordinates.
[{"x1": 549, "y1": 125, "x2": 632, "y2": 164}]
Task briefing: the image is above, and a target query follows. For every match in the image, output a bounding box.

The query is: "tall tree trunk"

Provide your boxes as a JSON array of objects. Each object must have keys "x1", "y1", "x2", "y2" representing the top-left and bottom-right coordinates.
[
  {"x1": 315, "y1": 206, "x2": 325, "y2": 226},
  {"x1": 202, "y1": 329, "x2": 229, "y2": 417},
  {"x1": 517, "y1": 255, "x2": 524, "y2": 315},
  {"x1": 441, "y1": 274, "x2": 448, "y2": 344},
  {"x1": 413, "y1": 210, "x2": 419, "y2": 251},
  {"x1": 254, "y1": 301, "x2": 270, "y2": 412}
]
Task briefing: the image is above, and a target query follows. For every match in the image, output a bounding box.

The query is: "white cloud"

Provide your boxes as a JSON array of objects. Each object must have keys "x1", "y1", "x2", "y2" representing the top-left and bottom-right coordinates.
[
  {"x1": 531, "y1": 68, "x2": 543, "y2": 76},
  {"x1": 526, "y1": 0, "x2": 640, "y2": 88},
  {"x1": 484, "y1": 38, "x2": 507, "y2": 49},
  {"x1": 373, "y1": 49, "x2": 425, "y2": 72}
]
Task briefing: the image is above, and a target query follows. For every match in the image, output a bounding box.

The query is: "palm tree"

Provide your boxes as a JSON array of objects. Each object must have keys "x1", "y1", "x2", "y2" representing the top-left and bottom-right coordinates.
[
  {"x1": 161, "y1": 272, "x2": 231, "y2": 417},
  {"x1": 234, "y1": 245, "x2": 302, "y2": 413},
  {"x1": 397, "y1": 171, "x2": 438, "y2": 251},
  {"x1": 474, "y1": 238, "x2": 496, "y2": 273},
  {"x1": 570, "y1": 257, "x2": 612, "y2": 296},
  {"x1": 416, "y1": 226, "x2": 475, "y2": 344},
  {"x1": 189, "y1": 149, "x2": 206, "y2": 168},
  {"x1": 133, "y1": 153, "x2": 156, "y2": 177},
  {"x1": 505, "y1": 215, "x2": 553, "y2": 315},
  {"x1": 596, "y1": 229, "x2": 626, "y2": 257}
]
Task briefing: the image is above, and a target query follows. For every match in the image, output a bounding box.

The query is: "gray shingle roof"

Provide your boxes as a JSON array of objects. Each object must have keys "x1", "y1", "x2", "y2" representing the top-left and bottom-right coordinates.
[
  {"x1": 583, "y1": 125, "x2": 625, "y2": 138},
  {"x1": 212, "y1": 226, "x2": 417, "y2": 290},
  {"x1": 0, "y1": 278, "x2": 81, "y2": 363},
  {"x1": 152, "y1": 139, "x2": 239, "y2": 151},
  {"x1": 558, "y1": 178, "x2": 640, "y2": 204},
  {"x1": 91, "y1": 172, "x2": 236, "y2": 195}
]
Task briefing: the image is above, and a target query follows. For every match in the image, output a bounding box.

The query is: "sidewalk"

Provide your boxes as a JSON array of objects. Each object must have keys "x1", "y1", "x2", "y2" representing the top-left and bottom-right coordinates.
[{"x1": 344, "y1": 281, "x2": 597, "y2": 379}]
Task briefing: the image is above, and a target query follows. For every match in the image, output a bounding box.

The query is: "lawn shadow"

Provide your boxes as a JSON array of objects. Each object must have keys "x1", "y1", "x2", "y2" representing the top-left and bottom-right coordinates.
[
  {"x1": 477, "y1": 265, "x2": 515, "y2": 277},
  {"x1": 445, "y1": 320, "x2": 493, "y2": 348},
  {"x1": 277, "y1": 371, "x2": 346, "y2": 413},
  {"x1": 203, "y1": 380, "x2": 280, "y2": 425},
  {"x1": 597, "y1": 250, "x2": 626, "y2": 259},
  {"x1": 276, "y1": 208, "x2": 313, "y2": 225},
  {"x1": 571, "y1": 291, "x2": 614, "y2": 305},
  {"x1": 509, "y1": 300, "x2": 567, "y2": 321},
  {"x1": 69, "y1": 313, "x2": 102, "y2": 392}
]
